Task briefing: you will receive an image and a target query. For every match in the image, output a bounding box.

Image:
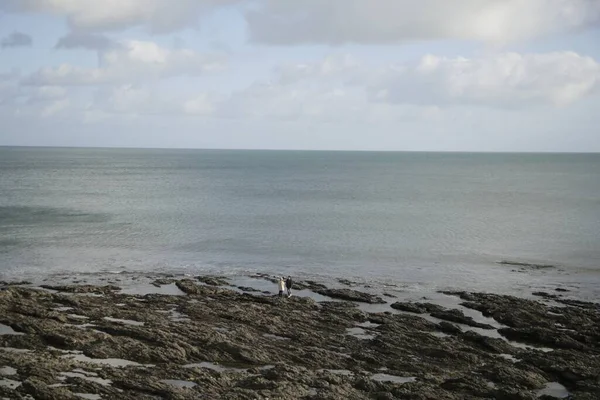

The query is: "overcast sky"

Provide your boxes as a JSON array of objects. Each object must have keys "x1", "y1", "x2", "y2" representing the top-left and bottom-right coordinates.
[{"x1": 1, "y1": 0, "x2": 599, "y2": 151}]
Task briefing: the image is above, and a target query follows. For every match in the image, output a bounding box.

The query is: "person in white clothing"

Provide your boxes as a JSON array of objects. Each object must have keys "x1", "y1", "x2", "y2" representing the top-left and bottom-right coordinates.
[{"x1": 277, "y1": 277, "x2": 286, "y2": 297}]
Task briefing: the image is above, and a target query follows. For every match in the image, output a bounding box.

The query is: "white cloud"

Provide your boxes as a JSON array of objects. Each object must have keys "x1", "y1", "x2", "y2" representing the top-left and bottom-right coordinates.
[
  {"x1": 372, "y1": 52, "x2": 600, "y2": 107},
  {"x1": 24, "y1": 40, "x2": 225, "y2": 86},
  {"x1": 0, "y1": 0, "x2": 234, "y2": 33},
  {"x1": 246, "y1": 0, "x2": 600, "y2": 45}
]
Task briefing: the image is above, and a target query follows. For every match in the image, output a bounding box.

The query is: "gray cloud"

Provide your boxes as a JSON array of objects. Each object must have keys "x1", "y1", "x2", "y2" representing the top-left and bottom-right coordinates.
[
  {"x1": 1, "y1": 31, "x2": 33, "y2": 48},
  {"x1": 245, "y1": 0, "x2": 600, "y2": 45},
  {"x1": 0, "y1": 0, "x2": 238, "y2": 34},
  {"x1": 55, "y1": 33, "x2": 118, "y2": 51}
]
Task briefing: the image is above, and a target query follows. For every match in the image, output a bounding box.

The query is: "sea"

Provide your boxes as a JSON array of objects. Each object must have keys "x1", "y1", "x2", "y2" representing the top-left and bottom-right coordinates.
[{"x1": 1, "y1": 147, "x2": 599, "y2": 299}]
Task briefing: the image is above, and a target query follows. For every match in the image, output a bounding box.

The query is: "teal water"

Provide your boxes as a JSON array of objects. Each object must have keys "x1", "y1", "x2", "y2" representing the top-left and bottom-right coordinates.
[{"x1": 1, "y1": 147, "x2": 599, "y2": 297}]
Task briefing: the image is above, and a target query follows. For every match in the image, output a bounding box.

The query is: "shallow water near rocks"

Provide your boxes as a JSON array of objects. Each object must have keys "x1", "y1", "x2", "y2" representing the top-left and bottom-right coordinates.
[
  {"x1": 0, "y1": 323, "x2": 22, "y2": 335},
  {"x1": 62, "y1": 354, "x2": 148, "y2": 368},
  {"x1": 120, "y1": 282, "x2": 185, "y2": 296},
  {"x1": 536, "y1": 382, "x2": 569, "y2": 398},
  {"x1": 60, "y1": 371, "x2": 112, "y2": 386},
  {"x1": 103, "y1": 317, "x2": 144, "y2": 326},
  {"x1": 0, "y1": 378, "x2": 21, "y2": 389},
  {"x1": 346, "y1": 327, "x2": 375, "y2": 340},
  {"x1": 0, "y1": 366, "x2": 17, "y2": 376},
  {"x1": 74, "y1": 394, "x2": 101, "y2": 400},
  {"x1": 371, "y1": 374, "x2": 416, "y2": 384}
]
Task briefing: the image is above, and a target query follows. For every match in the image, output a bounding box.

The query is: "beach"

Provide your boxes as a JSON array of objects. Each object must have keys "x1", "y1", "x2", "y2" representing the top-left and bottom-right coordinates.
[{"x1": 1, "y1": 273, "x2": 599, "y2": 399}]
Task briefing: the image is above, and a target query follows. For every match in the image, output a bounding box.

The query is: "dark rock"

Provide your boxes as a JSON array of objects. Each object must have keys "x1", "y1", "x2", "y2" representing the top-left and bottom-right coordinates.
[
  {"x1": 430, "y1": 308, "x2": 495, "y2": 329},
  {"x1": 314, "y1": 288, "x2": 386, "y2": 304},
  {"x1": 1, "y1": 280, "x2": 598, "y2": 400},
  {"x1": 498, "y1": 260, "x2": 555, "y2": 269},
  {"x1": 196, "y1": 276, "x2": 229, "y2": 286},
  {"x1": 532, "y1": 291, "x2": 561, "y2": 300}
]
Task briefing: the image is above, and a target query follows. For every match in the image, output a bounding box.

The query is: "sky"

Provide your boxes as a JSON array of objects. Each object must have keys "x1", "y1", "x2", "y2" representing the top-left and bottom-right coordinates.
[{"x1": 0, "y1": 0, "x2": 599, "y2": 152}]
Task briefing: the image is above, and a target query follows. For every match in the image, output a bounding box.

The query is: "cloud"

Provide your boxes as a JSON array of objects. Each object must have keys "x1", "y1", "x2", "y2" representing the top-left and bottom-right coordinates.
[
  {"x1": 0, "y1": 0, "x2": 235, "y2": 33},
  {"x1": 371, "y1": 52, "x2": 600, "y2": 107},
  {"x1": 1, "y1": 31, "x2": 33, "y2": 48},
  {"x1": 246, "y1": 0, "x2": 600, "y2": 45},
  {"x1": 265, "y1": 51, "x2": 600, "y2": 109},
  {"x1": 24, "y1": 40, "x2": 225, "y2": 86},
  {"x1": 55, "y1": 33, "x2": 117, "y2": 51}
]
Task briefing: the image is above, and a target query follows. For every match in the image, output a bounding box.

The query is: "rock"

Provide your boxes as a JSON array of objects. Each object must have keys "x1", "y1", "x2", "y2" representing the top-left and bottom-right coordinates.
[
  {"x1": 314, "y1": 288, "x2": 386, "y2": 304},
  {"x1": 196, "y1": 276, "x2": 229, "y2": 286},
  {"x1": 0, "y1": 280, "x2": 598, "y2": 400},
  {"x1": 39, "y1": 284, "x2": 120, "y2": 294},
  {"x1": 390, "y1": 302, "x2": 443, "y2": 314},
  {"x1": 532, "y1": 291, "x2": 560, "y2": 300},
  {"x1": 430, "y1": 309, "x2": 495, "y2": 329},
  {"x1": 555, "y1": 288, "x2": 569, "y2": 292},
  {"x1": 498, "y1": 260, "x2": 555, "y2": 269}
]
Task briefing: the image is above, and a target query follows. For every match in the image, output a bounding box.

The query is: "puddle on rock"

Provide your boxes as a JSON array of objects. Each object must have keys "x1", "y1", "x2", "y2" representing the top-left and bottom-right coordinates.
[
  {"x1": 0, "y1": 378, "x2": 21, "y2": 389},
  {"x1": 498, "y1": 354, "x2": 518, "y2": 362},
  {"x1": 536, "y1": 382, "x2": 569, "y2": 398},
  {"x1": 0, "y1": 367, "x2": 17, "y2": 376},
  {"x1": 60, "y1": 371, "x2": 112, "y2": 386},
  {"x1": 0, "y1": 347, "x2": 31, "y2": 353},
  {"x1": 371, "y1": 374, "x2": 416, "y2": 384},
  {"x1": 346, "y1": 327, "x2": 375, "y2": 340},
  {"x1": 120, "y1": 283, "x2": 185, "y2": 296},
  {"x1": 74, "y1": 394, "x2": 101, "y2": 400},
  {"x1": 0, "y1": 324, "x2": 23, "y2": 336},
  {"x1": 184, "y1": 362, "x2": 246, "y2": 372},
  {"x1": 168, "y1": 309, "x2": 190, "y2": 322},
  {"x1": 103, "y1": 317, "x2": 144, "y2": 327},
  {"x1": 161, "y1": 379, "x2": 197, "y2": 389},
  {"x1": 427, "y1": 331, "x2": 450, "y2": 338},
  {"x1": 357, "y1": 321, "x2": 380, "y2": 328},
  {"x1": 53, "y1": 307, "x2": 74, "y2": 312},
  {"x1": 68, "y1": 314, "x2": 89, "y2": 320},
  {"x1": 61, "y1": 354, "x2": 149, "y2": 368},
  {"x1": 262, "y1": 333, "x2": 290, "y2": 341}
]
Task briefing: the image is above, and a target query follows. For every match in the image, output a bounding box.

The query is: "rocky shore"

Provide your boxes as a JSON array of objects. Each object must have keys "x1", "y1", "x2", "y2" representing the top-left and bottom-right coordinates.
[{"x1": 1, "y1": 274, "x2": 599, "y2": 399}]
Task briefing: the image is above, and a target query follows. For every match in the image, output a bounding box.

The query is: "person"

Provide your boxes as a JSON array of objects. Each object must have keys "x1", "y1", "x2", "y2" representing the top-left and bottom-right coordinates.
[
  {"x1": 278, "y1": 277, "x2": 286, "y2": 297},
  {"x1": 285, "y1": 276, "x2": 293, "y2": 297}
]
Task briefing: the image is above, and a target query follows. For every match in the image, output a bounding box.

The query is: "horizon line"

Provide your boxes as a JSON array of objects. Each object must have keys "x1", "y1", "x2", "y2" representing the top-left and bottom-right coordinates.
[{"x1": 0, "y1": 144, "x2": 598, "y2": 155}]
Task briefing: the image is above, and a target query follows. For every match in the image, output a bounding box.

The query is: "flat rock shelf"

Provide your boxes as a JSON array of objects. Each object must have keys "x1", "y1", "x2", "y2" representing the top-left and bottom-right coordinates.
[{"x1": 1, "y1": 275, "x2": 599, "y2": 399}]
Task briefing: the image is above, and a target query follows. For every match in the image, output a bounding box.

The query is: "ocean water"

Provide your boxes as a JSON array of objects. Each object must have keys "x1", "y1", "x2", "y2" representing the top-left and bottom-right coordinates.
[{"x1": 1, "y1": 147, "x2": 599, "y2": 298}]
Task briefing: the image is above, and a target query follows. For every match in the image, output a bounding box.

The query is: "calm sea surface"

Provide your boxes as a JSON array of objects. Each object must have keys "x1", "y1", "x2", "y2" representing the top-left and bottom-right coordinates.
[{"x1": 1, "y1": 147, "x2": 599, "y2": 298}]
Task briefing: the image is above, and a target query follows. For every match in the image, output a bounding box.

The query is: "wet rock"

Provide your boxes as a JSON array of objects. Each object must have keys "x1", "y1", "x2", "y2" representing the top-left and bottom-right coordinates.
[
  {"x1": 532, "y1": 291, "x2": 561, "y2": 300},
  {"x1": 315, "y1": 288, "x2": 385, "y2": 304},
  {"x1": 498, "y1": 260, "x2": 555, "y2": 269},
  {"x1": 1, "y1": 280, "x2": 598, "y2": 400},
  {"x1": 196, "y1": 276, "x2": 229, "y2": 286},
  {"x1": 39, "y1": 285, "x2": 120, "y2": 294},
  {"x1": 151, "y1": 278, "x2": 174, "y2": 287},
  {"x1": 390, "y1": 302, "x2": 444, "y2": 314},
  {"x1": 429, "y1": 309, "x2": 495, "y2": 329}
]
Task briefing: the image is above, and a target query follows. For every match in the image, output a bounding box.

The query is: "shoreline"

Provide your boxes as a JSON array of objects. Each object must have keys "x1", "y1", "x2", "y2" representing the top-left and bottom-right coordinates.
[{"x1": 1, "y1": 274, "x2": 599, "y2": 399}]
